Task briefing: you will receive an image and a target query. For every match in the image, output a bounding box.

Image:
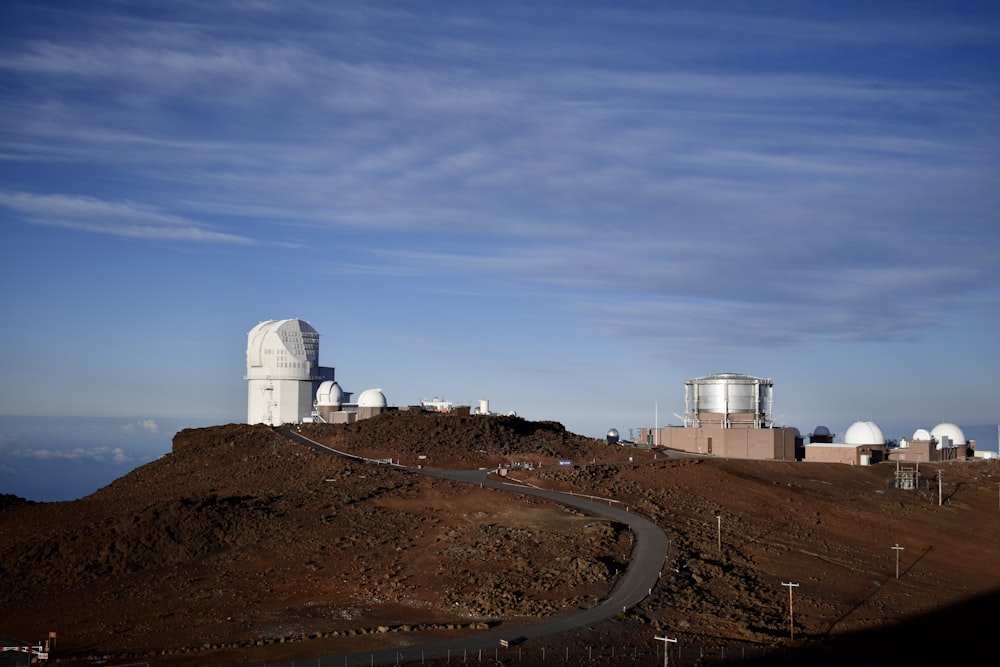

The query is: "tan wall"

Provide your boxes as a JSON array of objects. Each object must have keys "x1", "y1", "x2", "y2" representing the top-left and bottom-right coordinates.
[
  {"x1": 805, "y1": 444, "x2": 886, "y2": 465},
  {"x1": 316, "y1": 405, "x2": 341, "y2": 422},
  {"x1": 888, "y1": 440, "x2": 935, "y2": 463},
  {"x1": 887, "y1": 440, "x2": 968, "y2": 463},
  {"x1": 357, "y1": 406, "x2": 386, "y2": 420},
  {"x1": 805, "y1": 445, "x2": 860, "y2": 465},
  {"x1": 329, "y1": 411, "x2": 356, "y2": 424},
  {"x1": 319, "y1": 406, "x2": 387, "y2": 423},
  {"x1": 647, "y1": 426, "x2": 797, "y2": 461}
]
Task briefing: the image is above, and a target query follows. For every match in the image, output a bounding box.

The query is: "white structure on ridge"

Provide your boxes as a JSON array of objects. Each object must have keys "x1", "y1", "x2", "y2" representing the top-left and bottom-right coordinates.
[
  {"x1": 843, "y1": 420, "x2": 886, "y2": 446},
  {"x1": 246, "y1": 318, "x2": 391, "y2": 426},
  {"x1": 357, "y1": 388, "x2": 388, "y2": 408},
  {"x1": 930, "y1": 422, "x2": 967, "y2": 449},
  {"x1": 803, "y1": 419, "x2": 888, "y2": 466},
  {"x1": 245, "y1": 319, "x2": 334, "y2": 425}
]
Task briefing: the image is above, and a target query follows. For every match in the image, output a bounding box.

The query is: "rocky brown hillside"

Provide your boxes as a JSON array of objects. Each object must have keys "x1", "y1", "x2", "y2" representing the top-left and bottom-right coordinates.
[
  {"x1": 0, "y1": 414, "x2": 632, "y2": 666},
  {"x1": 297, "y1": 410, "x2": 619, "y2": 468},
  {"x1": 2, "y1": 410, "x2": 1000, "y2": 666}
]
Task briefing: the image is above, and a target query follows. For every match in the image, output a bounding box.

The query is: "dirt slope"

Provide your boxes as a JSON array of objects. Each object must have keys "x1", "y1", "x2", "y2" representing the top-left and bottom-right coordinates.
[{"x1": 2, "y1": 411, "x2": 999, "y2": 666}]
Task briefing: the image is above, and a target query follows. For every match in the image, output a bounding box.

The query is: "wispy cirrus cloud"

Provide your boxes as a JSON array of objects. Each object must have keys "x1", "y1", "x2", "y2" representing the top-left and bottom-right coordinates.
[
  {"x1": 0, "y1": 191, "x2": 254, "y2": 244},
  {"x1": 0, "y1": 1, "x2": 997, "y2": 358}
]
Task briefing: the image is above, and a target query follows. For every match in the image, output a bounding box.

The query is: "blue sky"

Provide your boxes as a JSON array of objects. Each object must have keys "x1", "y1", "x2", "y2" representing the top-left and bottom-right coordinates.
[{"x1": 2, "y1": 1, "x2": 998, "y2": 499}]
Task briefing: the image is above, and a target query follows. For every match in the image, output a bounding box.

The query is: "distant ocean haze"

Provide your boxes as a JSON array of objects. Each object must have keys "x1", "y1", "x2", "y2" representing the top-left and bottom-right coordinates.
[{"x1": 0, "y1": 415, "x2": 216, "y2": 502}]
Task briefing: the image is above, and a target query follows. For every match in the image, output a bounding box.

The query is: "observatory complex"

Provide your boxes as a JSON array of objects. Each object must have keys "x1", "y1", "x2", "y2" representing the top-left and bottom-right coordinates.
[
  {"x1": 802, "y1": 420, "x2": 973, "y2": 464},
  {"x1": 803, "y1": 421, "x2": 887, "y2": 465},
  {"x1": 246, "y1": 322, "x2": 978, "y2": 466},
  {"x1": 638, "y1": 374, "x2": 799, "y2": 460},
  {"x1": 245, "y1": 319, "x2": 388, "y2": 426},
  {"x1": 631, "y1": 372, "x2": 976, "y2": 464}
]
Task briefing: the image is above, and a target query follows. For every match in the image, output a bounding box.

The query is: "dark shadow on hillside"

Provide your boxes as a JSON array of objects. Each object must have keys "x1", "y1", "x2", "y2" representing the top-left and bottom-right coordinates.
[
  {"x1": 731, "y1": 588, "x2": 1000, "y2": 666},
  {"x1": 734, "y1": 521, "x2": 791, "y2": 549},
  {"x1": 824, "y1": 545, "x2": 934, "y2": 635}
]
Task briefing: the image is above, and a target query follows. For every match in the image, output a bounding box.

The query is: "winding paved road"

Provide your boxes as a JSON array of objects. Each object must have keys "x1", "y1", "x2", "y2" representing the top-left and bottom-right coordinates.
[{"x1": 270, "y1": 427, "x2": 669, "y2": 666}]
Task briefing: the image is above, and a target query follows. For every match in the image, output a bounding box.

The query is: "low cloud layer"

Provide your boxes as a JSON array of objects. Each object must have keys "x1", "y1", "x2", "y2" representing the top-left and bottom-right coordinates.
[
  {"x1": 121, "y1": 419, "x2": 160, "y2": 435},
  {"x1": 7, "y1": 446, "x2": 130, "y2": 464}
]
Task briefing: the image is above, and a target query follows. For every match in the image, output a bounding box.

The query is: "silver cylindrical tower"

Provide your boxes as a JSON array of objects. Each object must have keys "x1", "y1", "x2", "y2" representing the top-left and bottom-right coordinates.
[{"x1": 684, "y1": 373, "x2": 773, "y2": 429}]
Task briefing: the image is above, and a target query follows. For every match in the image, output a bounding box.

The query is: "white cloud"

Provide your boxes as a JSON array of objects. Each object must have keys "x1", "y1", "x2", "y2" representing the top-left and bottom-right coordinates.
[
  {"x1": 8, "y1": 447, "x2": 131, "y2": 464},
  {"x1": 0, "y1": 191, "x2": 254, "y2": 244},
  {"x1": 122, "y1": 419, "x2": 159, "y2": 435}
]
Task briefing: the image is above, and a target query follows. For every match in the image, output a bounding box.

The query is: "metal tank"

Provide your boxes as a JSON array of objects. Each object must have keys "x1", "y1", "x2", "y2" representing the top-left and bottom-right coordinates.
[{"x1": 684, "y1": 373, "x2": 773, "y2": 428}]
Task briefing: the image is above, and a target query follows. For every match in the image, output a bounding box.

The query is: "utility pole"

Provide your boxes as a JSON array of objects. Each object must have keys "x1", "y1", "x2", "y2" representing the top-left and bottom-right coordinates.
[
  {"x1": 781, "y1": 582, "x2": 800, "y2": 640},
  {"x1": 655, "y1": 402, "x2": 659, "y2": 447},
  {"x1": 654, "y1": 635, "x2": 677, "y2": 667},
  {"x1": 715, "y1": 512, "x2": 722, "y2": 555},
  {"x1": 892, "y1": 544, "x2": 904, "y2": 579},
  {"x1": 936, "y1": 469, "x2": 943, "y2": 506}
]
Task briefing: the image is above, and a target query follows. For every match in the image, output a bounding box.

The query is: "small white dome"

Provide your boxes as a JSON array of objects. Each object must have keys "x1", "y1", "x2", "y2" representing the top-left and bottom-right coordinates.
[
  {"x1": 357, "y1": 388, "x2": 387, "y2": 408},
  {"x1": 316, "y1": 381, "x2": 344, "y2": 407},
  {"x1": 844, "y1": 420, "x2": 886, "y2": 446},
  {"x1": 912, "y1": 428, "x2": 932, "y2": 441},
  {"x1": 931, "y1": 423, "x2": 966, "y2": 446}
]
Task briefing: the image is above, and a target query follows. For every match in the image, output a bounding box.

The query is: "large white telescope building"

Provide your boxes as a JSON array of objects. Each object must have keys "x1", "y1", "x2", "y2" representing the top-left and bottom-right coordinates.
[
  {"x1": 245, "y1": 319, "x2": 335, "y2": 425},
  {"x1": 246, "y1": 318, "x2": 391, "y2": 426}
]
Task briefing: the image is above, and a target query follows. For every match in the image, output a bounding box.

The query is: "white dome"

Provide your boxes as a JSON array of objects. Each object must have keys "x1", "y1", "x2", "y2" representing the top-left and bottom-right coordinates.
[
  {"x1": 245, "y1": 319, "x2": 320, "y2": 381},
  {"x1": 844, "y1": 420, "x2": 886, "y2": 446},
  {"x1": 813, "y1": 426, "x2": 831, "y2": 437},
  {"x1": 931, "y1": 423, "x2": 966, "y2": 446},
  {"x1": 912, "y1": 428, "x2": 932, "y2": 441},
  {"x1": 357, "y1": 388, "x2": 387, "y2": 408},
  {"x1": 316, "y1": 381, "x2": 344, "y2": 407}
]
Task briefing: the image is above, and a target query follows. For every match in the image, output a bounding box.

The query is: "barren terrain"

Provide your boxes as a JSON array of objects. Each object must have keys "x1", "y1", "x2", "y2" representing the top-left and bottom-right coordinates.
[{"x1": 2, "y1": 410, "x2": 999, "y2": 666}]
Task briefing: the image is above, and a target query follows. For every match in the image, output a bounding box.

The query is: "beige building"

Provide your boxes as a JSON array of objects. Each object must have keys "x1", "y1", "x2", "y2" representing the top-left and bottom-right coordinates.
[
  {"x1": 803, "y1": 420, "x2": 887, "y2": 465},
  {"x1": 887, "y1": 424, "x2": 973, "y2": 463},
  {"x1": 804, "y1": 442, "x2": 886, "y2": 465},
  {"x1": 642, "y1": 424, "x2": 799, "y2": 460},
  {"x1": 315, "y1": 385, "x2": 390, "y2": 424},
  {"x1": 638, "y1": 373, "x2": 800, "y2": 461}
]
